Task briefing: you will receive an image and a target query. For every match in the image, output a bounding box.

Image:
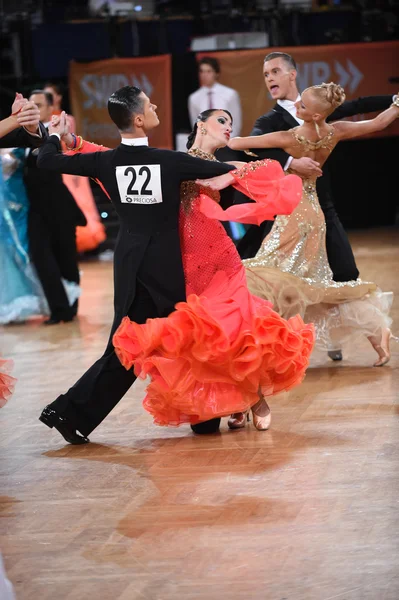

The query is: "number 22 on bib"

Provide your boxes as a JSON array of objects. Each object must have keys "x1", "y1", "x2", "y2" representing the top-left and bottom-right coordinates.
[{"x1": 116, "y1": 165, "x2": 163, "y2": 205}]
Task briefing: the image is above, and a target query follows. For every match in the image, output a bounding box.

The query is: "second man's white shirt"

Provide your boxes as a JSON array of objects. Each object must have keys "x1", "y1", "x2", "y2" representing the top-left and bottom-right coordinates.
[
  {"x1": 188, "y1": 82, "x2": 242, "y2": 137},
  {"x1": 277, "y1": 95, "x2": 303, "y2": 171}
]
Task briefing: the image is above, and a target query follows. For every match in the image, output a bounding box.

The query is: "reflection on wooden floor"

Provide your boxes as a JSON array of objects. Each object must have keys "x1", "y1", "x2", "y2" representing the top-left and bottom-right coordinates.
[{"x1": 1, "y1": 228, "x2": 398, "y2": 600}]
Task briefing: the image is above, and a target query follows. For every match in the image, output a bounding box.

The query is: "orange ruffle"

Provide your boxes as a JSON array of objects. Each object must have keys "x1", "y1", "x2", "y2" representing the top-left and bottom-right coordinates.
[
  {"x1": 0, "y1": 358, "x2": 16, "y2": 408},
  {"x1": 199, "y1": 159, "x2": 302, "y2": 225},
  {"x1": 113, "y1": 271, "x2": 314, "y2": 426}
]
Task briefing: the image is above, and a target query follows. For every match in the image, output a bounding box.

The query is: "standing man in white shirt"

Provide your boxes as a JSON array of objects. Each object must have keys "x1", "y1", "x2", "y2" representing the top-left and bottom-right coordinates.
[{"x1": 188, "y1": 57, "x2": 242, "y2": 137}]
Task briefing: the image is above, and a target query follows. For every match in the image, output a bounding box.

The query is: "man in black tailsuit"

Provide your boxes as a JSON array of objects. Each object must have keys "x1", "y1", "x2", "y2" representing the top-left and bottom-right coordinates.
[
  {"x1": 24, "y1": 90, "x2": 86, "y2": 325},
  {"x1": 36, "y1": 85, "x2": 236, "y2": 445},
  {"x1": 234, "y1": 52, "x2": 395, "y2": 279}
]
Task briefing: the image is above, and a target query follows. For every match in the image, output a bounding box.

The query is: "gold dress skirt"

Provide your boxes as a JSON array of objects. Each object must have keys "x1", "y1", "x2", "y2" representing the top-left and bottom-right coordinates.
[{"x1": 244, "y1": 178, "x2": 393, "y2": 351}]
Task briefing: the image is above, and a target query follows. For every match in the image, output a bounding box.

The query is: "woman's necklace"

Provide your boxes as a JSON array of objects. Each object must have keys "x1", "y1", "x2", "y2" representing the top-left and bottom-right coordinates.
[{"x1": 188, "y1": 147, "x2": 218, "y2": 161}]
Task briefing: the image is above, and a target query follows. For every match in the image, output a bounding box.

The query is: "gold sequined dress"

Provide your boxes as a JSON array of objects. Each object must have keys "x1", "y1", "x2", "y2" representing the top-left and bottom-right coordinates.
[{"x1": 244, "y1": 127, "x2": 394, "y2": 351}]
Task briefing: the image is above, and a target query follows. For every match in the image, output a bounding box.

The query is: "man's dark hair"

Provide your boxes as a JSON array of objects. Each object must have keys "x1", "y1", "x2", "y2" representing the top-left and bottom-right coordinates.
[
  {"x1": 30, "y1": 89, "x2": 54, "y2": 106},
  {"x1": 198, "y1": 57, "x2": 220, "y2": 74},
  {"x1": 107, "y1": 85, "x2": 144, "y2": 131},
  {"x1": 264, "y1": 52, "x2": 297, "y2": 70}
]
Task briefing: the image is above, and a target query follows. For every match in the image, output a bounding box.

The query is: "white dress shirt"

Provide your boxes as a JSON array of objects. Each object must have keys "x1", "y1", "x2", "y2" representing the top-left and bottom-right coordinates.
[
  {"x1": 277, "y1": 96, "x2": 302, "y2": 171},
  {"x1": 121, "y1": 137, "x2": 149, "y2": 146},
  {"x1": 188, "y1": 82, "x2": 242, "y2": 137},
  {"x1": 49, "y1": 135, "x2": 150, "y2": 147}
]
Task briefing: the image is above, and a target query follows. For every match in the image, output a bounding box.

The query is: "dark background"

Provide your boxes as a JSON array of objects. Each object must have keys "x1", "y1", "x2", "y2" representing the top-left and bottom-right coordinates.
[{"x1": 1, "y1": 0, "x2": 398, "y2": 250}]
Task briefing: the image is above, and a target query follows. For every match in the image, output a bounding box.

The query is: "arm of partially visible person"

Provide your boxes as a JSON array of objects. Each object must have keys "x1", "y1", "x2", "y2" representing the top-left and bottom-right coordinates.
[
  {"x1": 248, "y1": 115, "x2": 322, "y2": 179},
  {"x1": 0, "y1": 94, "x2": 39, "y2": 136},
  {"x1": 328, "y1": 94, "x2": 398, "y2": 122},
  {"x1": 62, "y1": 131, "x2": 110, "y2": 154},
  {"x1": 333, "y1": 99, "x2": 399, "y2": 141},
  {"x1": 0, "y1": 115, "x2": 24, "y2": 139},
  {"x1": 47, "y1": 113, "x2": 110, "y2": 155},
  {"x1": 0, "y1": 96, "x2": 45, "y2": 147}
]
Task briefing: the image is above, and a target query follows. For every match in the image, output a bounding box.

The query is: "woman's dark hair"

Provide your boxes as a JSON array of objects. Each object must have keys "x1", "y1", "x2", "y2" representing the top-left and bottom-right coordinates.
[
  {"x1": 186, "y1": 108, "x2": 233, "y2": 150},
  {"x1": 198, "y1": 57, "x2": 220, "y2": 74},
  {"x1": 107, "y1": 85, "x2": 144, "y2": 131},
  {"x1": 44, "y1": 81, "x2": 64, "y2": 97}
]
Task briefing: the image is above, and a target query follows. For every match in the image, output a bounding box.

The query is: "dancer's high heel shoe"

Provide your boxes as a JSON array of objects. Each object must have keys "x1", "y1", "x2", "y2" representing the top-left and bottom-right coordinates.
[
  {"x1": 368, "y1": 327, "x2": 392, "y2": 367},
  {"x1": 251, "y1": 397, "x2": 271, "y2": 431},
  {"x1": 227, "y1": 411, "x2": 249, "y2": 430},
  {"x1": 227, "y1": 397, "x2": 271, "y2": 431}
]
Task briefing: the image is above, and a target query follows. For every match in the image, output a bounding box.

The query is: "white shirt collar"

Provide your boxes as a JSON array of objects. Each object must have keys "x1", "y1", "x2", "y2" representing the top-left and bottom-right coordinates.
[
  {"x1": 277, "y1": 95, "x2": 301, "y2": 109},
  {"x1": 201, "y1": 83, "x2": 219, "y2": 91},
  {"x1": 277, "y1": 95, "x2": 303, "y2": 124},
  {"x1": 121, "y1": 137, "x2": 149, "y2": 146},
  {"x1": 43, "y1": 121, "x2": 51, "y2": 128}
]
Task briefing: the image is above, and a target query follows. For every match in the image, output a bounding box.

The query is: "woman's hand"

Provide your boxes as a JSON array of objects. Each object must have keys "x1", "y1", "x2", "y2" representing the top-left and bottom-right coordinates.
[
  {"x1": 195, "y1": 172, "x2": 235, "y2": 191},
  {"x1": 16, "y1": 101, "x2": 41, "y2": 132},
  {"x1": 11, "y1": 93, "x2": 28, "y2": 116},
  {"x1": 49, "y1": 111, "x2": 70, "y2": 137}
]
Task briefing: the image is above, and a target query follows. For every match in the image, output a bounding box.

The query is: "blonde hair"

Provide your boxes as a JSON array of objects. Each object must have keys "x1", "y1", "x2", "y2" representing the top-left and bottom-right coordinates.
[{"x1": 305, "y1": 82, "x2": 346, "y2": 116}]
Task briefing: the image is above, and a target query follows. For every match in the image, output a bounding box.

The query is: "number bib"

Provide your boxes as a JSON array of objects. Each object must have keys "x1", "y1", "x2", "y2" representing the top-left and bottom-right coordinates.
[{"x1": 116, "y1": 164, "x2": 163, "y2": 205}]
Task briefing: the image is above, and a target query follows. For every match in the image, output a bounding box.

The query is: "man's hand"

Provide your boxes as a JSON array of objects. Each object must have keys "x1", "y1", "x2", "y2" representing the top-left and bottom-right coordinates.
[
  {"x1": 16, "y1": 101, "x2": 41, "y2": 133},
  {"x1": 196, "y1": 172, "x2": 235, "y2": 192},
  {"x1": 49, "y1": 111, "x2": 69, "y2": 137},
  {"x1": 290, "y1": 157, "x2": 323, "y2": 178}
]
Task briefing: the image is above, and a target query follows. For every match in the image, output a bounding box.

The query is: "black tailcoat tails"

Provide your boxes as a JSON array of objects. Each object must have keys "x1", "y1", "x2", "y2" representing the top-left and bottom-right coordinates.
[
  {"x1": 232, "y1": 95, "x2": 393, "y2": 282},
  {"x1": 37, "y1": 135, "x2": 235, "y2": 435}
]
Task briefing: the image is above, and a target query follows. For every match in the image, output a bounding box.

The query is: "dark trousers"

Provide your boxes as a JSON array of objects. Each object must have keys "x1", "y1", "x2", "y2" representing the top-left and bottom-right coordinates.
[
  {"x1": 323, "y1": 205, "x2": 359, "y2": 282},
  {"x1": 50, "y1": 281, "x2": 159, "y2": 436},
  {"x1": 28, "y1": 210, "x2": 79, "y2": 319}
]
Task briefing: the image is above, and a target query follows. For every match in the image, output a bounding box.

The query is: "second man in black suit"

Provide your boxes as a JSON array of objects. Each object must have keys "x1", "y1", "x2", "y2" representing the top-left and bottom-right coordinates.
[
  {"x1": 235, "y1": 51, "x2": 394, "y2": 284},
  {"x1": 24, "y1": 90, "x2": 86, "y2": 325}
]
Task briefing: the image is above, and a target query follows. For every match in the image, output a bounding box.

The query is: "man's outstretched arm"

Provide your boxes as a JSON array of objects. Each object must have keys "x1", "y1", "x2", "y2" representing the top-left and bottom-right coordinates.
[{"x1": 37, "y1": 134, "x2": 106, "y2": 179}]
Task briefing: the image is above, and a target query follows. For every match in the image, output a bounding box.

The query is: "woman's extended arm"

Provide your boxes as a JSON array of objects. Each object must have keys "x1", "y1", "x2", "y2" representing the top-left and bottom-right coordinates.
[
  {"x1": 333, "y1": 100, "x2": 399, "y2": 141},
  {"x1": 228, "y1": 131, "x2": 292, "y2": 152}
]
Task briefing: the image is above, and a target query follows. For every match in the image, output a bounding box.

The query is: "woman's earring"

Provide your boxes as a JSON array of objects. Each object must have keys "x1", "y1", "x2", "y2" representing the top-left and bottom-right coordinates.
[{"x1": 200, "y1": 126, "x2": 207, "y2": 135}]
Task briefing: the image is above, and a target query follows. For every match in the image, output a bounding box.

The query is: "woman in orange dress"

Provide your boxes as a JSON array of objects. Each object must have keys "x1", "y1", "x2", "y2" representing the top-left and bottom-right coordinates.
[{"x1": 57, "y1": 109, "x2": 315, "y2": 431}]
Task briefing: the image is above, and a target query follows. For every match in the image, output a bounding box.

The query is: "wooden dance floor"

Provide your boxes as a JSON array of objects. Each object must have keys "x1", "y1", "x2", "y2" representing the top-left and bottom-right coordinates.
[{"x1": 1, "y1": 228, "x2": 398, "y2": 600}]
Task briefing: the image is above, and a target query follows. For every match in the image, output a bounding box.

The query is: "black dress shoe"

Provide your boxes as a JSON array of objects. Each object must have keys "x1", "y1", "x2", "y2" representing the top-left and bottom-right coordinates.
[
  {"x1": 191, "y1": 418, "x2": 221, "y2": 434},
  {"x1": 328, "y1": 350, "x2": 343, "y2": 361},
  {"x1": 39, "y1": 406, "x2": 89, "y2": 445},
  {"x1": 43, "y1": 316, "x2": 74, "y2": 325}
]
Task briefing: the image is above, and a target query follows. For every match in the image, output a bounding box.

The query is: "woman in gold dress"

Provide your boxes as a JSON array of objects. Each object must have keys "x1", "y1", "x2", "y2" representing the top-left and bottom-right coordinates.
[{"x1": 226, "y1": 82, "x2": 398, "y2": 375}]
